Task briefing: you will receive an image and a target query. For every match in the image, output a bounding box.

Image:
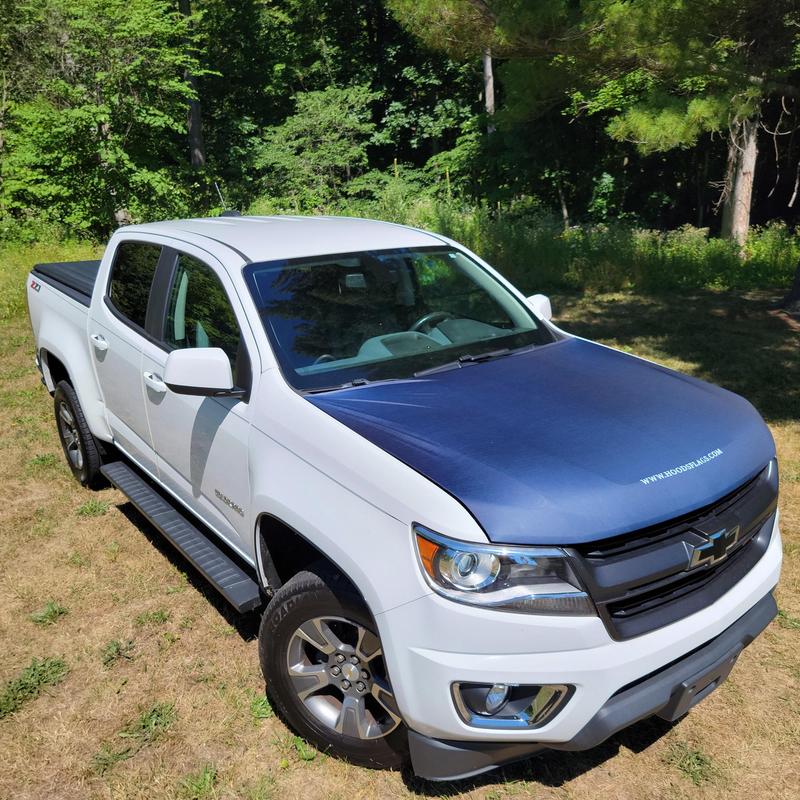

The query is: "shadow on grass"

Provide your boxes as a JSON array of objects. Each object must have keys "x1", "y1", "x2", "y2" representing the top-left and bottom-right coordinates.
[
  {"x1": 117, "y1": 503, "x2": 262, "y2": 641},
  {"x1": 553, "y1": 289, "x2": 800, "y2": 424},
  {"x1": 403, "y1": 716, "x2": 676, "y2": 794}
]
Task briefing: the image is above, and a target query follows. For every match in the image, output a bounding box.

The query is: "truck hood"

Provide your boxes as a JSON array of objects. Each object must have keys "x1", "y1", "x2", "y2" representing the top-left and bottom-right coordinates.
[{"x1": 307, "y1": 338, "x2": 775, "y2": 545}]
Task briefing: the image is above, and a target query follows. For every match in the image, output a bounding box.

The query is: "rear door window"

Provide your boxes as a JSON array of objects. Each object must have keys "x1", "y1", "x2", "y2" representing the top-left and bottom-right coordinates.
[{"x1": 107, "y1": 242, "x2": 161, "y2": 329}]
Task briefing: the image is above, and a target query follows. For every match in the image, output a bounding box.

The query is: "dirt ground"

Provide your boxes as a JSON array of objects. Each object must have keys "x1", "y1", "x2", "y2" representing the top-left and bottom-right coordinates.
[{"x1": 1, "y1": 269, "x2": 798, "y2": 799}]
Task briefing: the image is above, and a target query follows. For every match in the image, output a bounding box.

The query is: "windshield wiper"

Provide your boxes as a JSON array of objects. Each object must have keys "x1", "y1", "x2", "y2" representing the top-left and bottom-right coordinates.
[{"x1": 414, "y1": 348, "x2": 513, "y2": 377}]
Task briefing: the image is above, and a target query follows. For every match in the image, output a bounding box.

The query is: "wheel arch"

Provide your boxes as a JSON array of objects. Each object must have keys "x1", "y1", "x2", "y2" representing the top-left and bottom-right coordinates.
[{"x1": 255, "y1": 512, "x2": 368, "y2": 607}]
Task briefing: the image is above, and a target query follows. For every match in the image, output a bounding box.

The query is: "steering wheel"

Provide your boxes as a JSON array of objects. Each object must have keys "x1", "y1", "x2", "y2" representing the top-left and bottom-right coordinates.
[
  {"x1": 313, "y1": 354, "x2": 336, "y2": 365},
  {"x1": 410, "y1": 310, "x2": 455, "y2": 334}
]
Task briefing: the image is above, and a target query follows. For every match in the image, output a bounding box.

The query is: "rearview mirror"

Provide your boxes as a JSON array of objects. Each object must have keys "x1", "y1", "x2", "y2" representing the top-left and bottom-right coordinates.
[
  {"x1": 526, "y1": 293, "x2": 552, "y2": 321},
  {"x1": 164, "y1": 348, "x2": 243, "y2": 397}
]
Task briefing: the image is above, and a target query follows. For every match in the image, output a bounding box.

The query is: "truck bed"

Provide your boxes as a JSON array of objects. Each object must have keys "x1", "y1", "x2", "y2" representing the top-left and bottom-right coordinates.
[{"x1": 31, "y1": 259, "x2": 101, "y2": 306}]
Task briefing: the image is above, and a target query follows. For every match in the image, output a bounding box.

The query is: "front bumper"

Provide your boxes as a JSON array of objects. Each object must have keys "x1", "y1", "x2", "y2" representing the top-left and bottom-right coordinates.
[
  {"x1": 375, "y1": 514, "x2": 782, "y2": 778},
  {"x1": 408, "y1": 590, "x2": 777, "y2": 780}
]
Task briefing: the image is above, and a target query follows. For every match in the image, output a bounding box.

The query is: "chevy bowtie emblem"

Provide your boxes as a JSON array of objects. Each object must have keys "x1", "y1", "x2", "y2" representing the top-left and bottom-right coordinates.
[{"x1": 688, "y1": 525, "x2": 741, "y2": 569}]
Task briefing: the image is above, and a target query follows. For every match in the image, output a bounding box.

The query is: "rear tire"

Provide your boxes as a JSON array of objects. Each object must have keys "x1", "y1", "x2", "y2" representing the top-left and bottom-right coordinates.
[
  {"x1": 54, "y1": 380, "x2": 102, "y2": 487},
  {"x1": 258, "y1": 564, "x2": 408, "y2": 770}
]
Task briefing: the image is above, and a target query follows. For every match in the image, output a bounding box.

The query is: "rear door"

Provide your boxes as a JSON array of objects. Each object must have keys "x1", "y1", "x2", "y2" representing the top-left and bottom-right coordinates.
[
  {"x1": 88, "y1": 240, "x2": 165, "y2": 473},
  {"x1": 139, "y1": 246, "x2": 255, "y2": 548}
]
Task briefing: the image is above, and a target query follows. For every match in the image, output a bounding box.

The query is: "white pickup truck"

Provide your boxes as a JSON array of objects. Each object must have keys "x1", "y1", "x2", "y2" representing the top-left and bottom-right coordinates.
[{"x1": 27, "y1": 215, "x2": 781, "y2": 781}]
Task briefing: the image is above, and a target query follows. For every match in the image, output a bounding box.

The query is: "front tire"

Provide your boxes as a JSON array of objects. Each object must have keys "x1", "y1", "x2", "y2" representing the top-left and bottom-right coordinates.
[
  {"x1": 54, "y1": 380, "x2": 102, "y2": 487},
  {"x1": 258, "y1": 565, "x2": 407, "y2": 769}
]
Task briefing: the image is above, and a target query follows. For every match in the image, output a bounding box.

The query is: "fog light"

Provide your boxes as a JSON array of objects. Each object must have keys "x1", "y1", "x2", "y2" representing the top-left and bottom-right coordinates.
[
  {"x1": 484, "y1": 683, "x2": 510, "y2": 715},
  {"x1": 453, "y1": 682, "x2": 573, "y2": 729}
]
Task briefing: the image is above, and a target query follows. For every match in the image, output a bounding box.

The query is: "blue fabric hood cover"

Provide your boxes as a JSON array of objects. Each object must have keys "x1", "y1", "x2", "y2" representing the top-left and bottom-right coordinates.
[{"x1": 308, "y1": 338, "x2": 775, "y2": 545}]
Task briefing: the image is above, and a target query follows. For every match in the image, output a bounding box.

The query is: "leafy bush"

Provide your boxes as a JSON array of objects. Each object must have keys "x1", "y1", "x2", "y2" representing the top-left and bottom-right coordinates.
[{"x1": 257, "y1": 191, "x2": 797, "y2": 294}]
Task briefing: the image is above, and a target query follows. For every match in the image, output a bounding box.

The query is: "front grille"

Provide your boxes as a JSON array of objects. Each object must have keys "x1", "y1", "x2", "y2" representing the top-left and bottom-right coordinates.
[{"x1": 569, "y1": 462, "x2": 778, "y2": 640}]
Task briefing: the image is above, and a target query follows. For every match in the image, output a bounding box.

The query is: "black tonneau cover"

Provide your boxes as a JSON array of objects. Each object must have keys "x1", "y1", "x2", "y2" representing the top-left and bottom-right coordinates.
[{"x1": 32, "y1": 260, "x2": 101, "y2": 306}]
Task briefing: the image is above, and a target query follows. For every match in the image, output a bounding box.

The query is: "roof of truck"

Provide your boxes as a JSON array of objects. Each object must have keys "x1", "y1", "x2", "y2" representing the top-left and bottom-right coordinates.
[{"x1": 124, "y1": 215, "x2": 444, "y2": 263}]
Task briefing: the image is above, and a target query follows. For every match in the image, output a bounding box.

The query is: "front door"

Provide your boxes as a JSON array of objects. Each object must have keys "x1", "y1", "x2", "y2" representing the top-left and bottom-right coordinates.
[{"x1": 140, "y1": 247, "x2": 254, "y2": 548}]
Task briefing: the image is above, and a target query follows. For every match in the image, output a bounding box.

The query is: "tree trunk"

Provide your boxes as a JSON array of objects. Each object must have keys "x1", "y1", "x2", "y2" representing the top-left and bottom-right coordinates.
[
  {"x1": 483, "y1": 48, "x2": 495, "y2": 135},
  {"x1": 178, "y1": 0, "x2": 205, "y2": 168},
  {"x1": 781, "y1": 261, "x2": 800, "y2": 312},
  {"x1": 720, "y1": 115, "x2": 759, "y2": 247}
]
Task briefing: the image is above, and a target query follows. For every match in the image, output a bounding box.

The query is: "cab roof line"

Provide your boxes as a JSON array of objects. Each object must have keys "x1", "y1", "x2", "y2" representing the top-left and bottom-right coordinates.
[{"x1": 181, "y1": 230, "x2": 252, "y2": 263}]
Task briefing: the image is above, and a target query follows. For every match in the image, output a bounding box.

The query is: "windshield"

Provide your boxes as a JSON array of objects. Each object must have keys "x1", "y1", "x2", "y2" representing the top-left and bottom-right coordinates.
[{"x1": 243, "y1": 246, "x2": 555, "y2": 391}]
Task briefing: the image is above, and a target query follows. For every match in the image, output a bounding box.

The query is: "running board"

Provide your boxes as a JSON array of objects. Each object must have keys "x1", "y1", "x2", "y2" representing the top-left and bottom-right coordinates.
[{"x1": 101, "y1": 461, "x2": 262, "y2": 613}]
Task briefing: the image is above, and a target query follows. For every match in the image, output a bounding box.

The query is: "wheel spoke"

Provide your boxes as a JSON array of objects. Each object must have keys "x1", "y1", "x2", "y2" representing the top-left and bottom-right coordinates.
[
  {"x1": 288, "y1": 662, "x2": 331, "y2": 701},
  {"x1": 295, "y1": 618, "x2": 345, "y2": 655},
  {"x1": 334, "y1": 695, "x2": 370, "y2": 739},
  {"x1": 59, "y1": 405, "x2": 74, "y2": 428},
  {"x1": 370, "y1": 678, "x2": 402, "y2": 723},
  {"x1": 355, "y1": 625, "x2": 382, "y2": 662}
]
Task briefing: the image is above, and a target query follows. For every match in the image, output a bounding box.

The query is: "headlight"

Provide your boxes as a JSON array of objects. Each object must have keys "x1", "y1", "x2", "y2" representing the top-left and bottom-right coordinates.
[{"x1": 414, "y1": 524, "x2": 595, "y2": 615}]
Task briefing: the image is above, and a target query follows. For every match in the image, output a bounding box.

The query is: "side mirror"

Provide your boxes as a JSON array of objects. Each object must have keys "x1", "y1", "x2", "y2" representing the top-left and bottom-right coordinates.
[
  {"x1": 526, "y1": 293, "x2": 552, "y2": 321},
  {"x1": 164, "y1": 347, "x2": 243, "y2": 397}
]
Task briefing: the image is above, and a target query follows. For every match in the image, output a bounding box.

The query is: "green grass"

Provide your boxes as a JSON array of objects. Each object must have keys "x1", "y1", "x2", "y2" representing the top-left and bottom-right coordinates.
[
  {"x1": 101, "y1": 639, "x2": 135, "y2": 667},
  {"x1": 0, "y1": 657, "x2": 69, "y2": 719},
  {"x1": 26, "y1": 453, "x2": 58, "y2": 474},
  {"x1": 135, "y1": 608, "x2": 171, "y2": 626},
  {"x1": 30, "y1": 600, "x2": 68, "y2": 626},
  {"x1": 664, "y1": 741, "x2": 720, "y2": 786},
  {"x1": 177, "y1": 764, "x2": 218, "y2": 800},
  {"x1": 92, "y1": 702, "x2": 176, "y2": 774},
  {"x1": 0, "y1": 240, "x2": 102, "y2": 322},
  {"x1": 292, "y1": 736, "x2": 317, "y2": 762},
  {"x1": 777, "y1": 609, "x2": 800, "y2": 630},
  {"x1": 76, "y1": 498, "x2": 109, "y2": 517},
  {"x1": 249, "y1": 692, "x2": 274, "y2": 722}
]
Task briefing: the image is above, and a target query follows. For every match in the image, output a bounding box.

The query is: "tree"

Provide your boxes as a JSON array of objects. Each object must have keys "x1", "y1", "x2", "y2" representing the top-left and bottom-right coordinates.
[
  {"x1": 389, "y1": 0, "x2": 800, "y2": 244},
  {"x1": 178, "y1": 0, "x2": 206, "y2": 168},
  {"x1": 256, "y1": 84, "x2": 377, "y2": 210},
  {"x1": 1, "y1": 0, "x2": 204, "y2": 233}
]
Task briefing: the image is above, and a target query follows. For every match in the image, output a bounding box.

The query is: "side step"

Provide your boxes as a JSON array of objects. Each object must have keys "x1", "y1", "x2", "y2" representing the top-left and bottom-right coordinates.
[{"x1": 101, "y1": 461, "x2": 262, "y2": 613}]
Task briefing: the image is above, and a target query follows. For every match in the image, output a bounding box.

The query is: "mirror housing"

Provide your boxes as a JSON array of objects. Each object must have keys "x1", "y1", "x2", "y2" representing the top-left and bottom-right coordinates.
[
  {"x1": 526, "y1": 293, "x2": 552, "y2": 321},
  {"x1": 164, "y1": 348, "x2": 243, "y2": 397}
]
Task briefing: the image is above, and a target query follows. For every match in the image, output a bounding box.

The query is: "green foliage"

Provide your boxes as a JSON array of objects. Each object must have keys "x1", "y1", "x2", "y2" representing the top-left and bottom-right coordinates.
[
  {"x1": 30, "y1": 600, "x2": 69, "y2": 626},
  {"x1": 92, "y1": 702, "x2": 176, "y2": 773},
  {"x1": 249, "y1": 692, "x2": 274, "y2": 722},
  {"x1": 0, "y1": 657, "x2": 69, "y2": 719},
  {"x1": 1, "y1": 0, "x2": 203, "y2": 235},
  {"x1": 777, "y1": 609, "x2": 800, "y2": 630},
  {"x1": 664, "y1": 741, "x2": 720, "y2": 785},
  {"x1": 101, "y1": 639, "x2": 135, "y2": 667},
  {"x1": 135, "y1": 608, "x2": 171, "y2": 626},
  {"x1": 292, "y1": 736, "x2": 317, "y2": 762},
  {"x1": 177, "y1": 764, "x2": 218, "y2": 799},
  {"x1": 256, "y1": 85, "x2": 377, "y2": 211},
  {"x1": 76, "y1": 498, "x2": 109, "y2": 517}
]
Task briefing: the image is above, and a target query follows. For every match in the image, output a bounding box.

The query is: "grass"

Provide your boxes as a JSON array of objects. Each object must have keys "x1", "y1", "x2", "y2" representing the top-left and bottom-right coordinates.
[
  {"x1": 91, "y1": 702, "x2": 176, "y2": 774},
  {"x1": 250, "y1": 692, "x2": 274, "y2": 722},
  {"x1": 135, "y1": 608, "x2": 171, "y2": 626},
  {"x1": 664, "y1": 741, "x2": 721, "y2": 786},
  {"x1": 29, "y1": 600, "x2": 68, "y2": 626},
  {"x1": 177, "y1": 764, "x2": 218, "y2": 800},
  {"x1": 26, "y1": 453, "x2": 58, "y2": 474},
  {"x1": 0, "y1": 241, "x2": 798, "y2": 799},
  {"x1": 0, "y1": 657, "x2": 69, "y2": 719},
  {"x1": 777, "y1": 609, "x2": 800, "y2": 630},
  {"x1": 76, "y1": 498, "x2": 109, "y2": 517},
  {"x1": 101, "y1": 639, "x2": 135, "y2": 667}
]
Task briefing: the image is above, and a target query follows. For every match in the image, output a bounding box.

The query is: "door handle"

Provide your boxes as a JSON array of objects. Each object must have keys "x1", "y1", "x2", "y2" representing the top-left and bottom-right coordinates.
[
  {"x1": 90, "y1": 333, "x2": 108, "y2": 352},
  {"x1": 143, "y1": 371, "x2": 167, "y2": 393}
]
